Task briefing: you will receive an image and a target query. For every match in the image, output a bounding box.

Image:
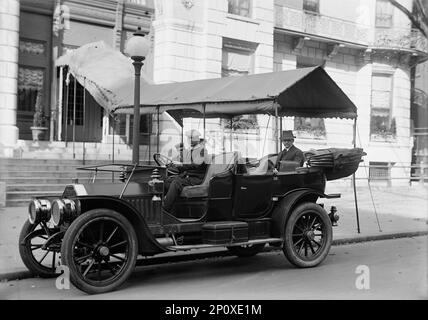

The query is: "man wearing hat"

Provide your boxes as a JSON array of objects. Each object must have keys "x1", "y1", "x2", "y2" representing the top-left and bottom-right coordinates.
[
  {"x1": 275, "y1": 130, "x2": 305, "y2": 169},
  {"x1": 163, "y1": 129, "x2": 209, "y2": 213}
]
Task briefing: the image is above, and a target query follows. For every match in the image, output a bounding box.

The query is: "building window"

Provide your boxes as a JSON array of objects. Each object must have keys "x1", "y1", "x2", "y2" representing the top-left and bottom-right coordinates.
[
  {"x1": 303, "y1": 0, "x2": 319, "y2": 13},
  {"x1": 222, "y1": 39, "x2": 258, "y2": 130},
  {"x1": 370, "y1": 73, "x2": 396, "y2": 138},
  {"x1": 294, "y1": 57, "x2": 326, "y2": 138},
  {"x1": 18, "y1": 67, "x2": 44, "y2": 112},
  {"x1": 376, "y1": 0, "x2": 393, "y2": 28},
  {"x1": 222, "y1": 48, "x2": 254, "y2": 77},
  {"x1": 228, "y1": 0, "x2": 251, "y2": 18},
  {"x1": 369, "y1": 162, "x2": 391, "y2": 181},
  {"x1": 64, "y1": 75, "x2": 84, "y2": 126}
]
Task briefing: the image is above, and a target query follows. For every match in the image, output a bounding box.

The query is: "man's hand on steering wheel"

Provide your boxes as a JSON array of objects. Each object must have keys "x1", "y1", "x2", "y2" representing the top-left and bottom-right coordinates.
[{"x1": 153, "y1": 153, "x2": 180, "y2": 175}]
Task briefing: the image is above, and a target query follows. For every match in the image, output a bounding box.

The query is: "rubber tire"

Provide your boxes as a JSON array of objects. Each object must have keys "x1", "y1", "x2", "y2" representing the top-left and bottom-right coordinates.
[
  {"x1": 227, "y1": 243, "x2": 266, "y2": 257},
  {"x1": 61, "y1": 209, "x2": 138, "y2": 295},
  {"x1": 19, "y1": 220, "x2": 58, "y2": 278},
  {"x1": 283, "y1": 202, "x2": 332, "y2": 268}
]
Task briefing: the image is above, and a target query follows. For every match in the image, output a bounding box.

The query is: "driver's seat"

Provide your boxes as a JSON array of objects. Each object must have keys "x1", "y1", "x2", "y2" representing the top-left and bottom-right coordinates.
[{"x1": 180, "y1": 152, "x2": 238, "y2": 198}]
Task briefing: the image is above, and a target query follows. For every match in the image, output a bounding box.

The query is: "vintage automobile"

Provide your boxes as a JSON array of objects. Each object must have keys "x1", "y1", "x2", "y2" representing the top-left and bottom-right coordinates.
[{"x1": 18, "y1": 67, "x2": 365, "y2": 294}]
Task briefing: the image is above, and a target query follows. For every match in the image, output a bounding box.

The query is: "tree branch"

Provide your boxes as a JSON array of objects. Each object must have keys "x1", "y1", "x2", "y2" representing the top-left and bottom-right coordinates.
[{"x1": 389, "y1": 0, "x2": 427, "y2": 37}]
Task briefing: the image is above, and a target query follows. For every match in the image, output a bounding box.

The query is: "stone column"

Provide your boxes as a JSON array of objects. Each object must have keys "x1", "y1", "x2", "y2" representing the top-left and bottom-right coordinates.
[{"x1": 0, "y1": 0, "x2": 20, "y2": 157}]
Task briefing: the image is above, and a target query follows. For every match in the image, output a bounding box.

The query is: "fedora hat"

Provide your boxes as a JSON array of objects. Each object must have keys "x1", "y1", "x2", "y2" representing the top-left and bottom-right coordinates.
[{"x1": 281, "y1": 130, "x2": 296, "y2": 140}]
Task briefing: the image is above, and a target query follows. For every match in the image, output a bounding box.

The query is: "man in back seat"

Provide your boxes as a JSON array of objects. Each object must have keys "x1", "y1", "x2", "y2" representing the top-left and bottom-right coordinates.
[
  {"x1": 163, "y1": 129, "x2": 209, "y2": 213},
  {"x1": 275, "y1": 130, "x2": 305, "y2": 169}
]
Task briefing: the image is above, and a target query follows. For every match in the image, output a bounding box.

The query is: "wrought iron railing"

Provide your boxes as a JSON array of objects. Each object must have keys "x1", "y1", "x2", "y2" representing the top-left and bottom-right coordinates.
[
  {"x1": 274, "y1": 5, "x2": 428, "y2": 55},
  {"x1": 125, "y1": 0, "x2": 149, "y2": 5},
  {"x1": 374, "y1": 27, "x2": 428, "y2": 53},
  {"x1": 274, "y1": 5, "x2": 370, "y2": 45}
]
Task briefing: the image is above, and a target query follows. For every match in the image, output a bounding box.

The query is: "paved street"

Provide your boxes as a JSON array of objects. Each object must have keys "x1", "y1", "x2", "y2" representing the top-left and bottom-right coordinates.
[{"x1": 1, "y1": 236, "x2": 426, "y2": 300}]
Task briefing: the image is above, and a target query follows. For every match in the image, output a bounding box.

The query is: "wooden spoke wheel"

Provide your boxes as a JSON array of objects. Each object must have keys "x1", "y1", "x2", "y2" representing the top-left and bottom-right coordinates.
[
  {"x1": 61, "y1": 209, "x2": 138, "y2": 294},
  {"x1": 19, "y1": 220, "x2": 61, "y2": 278},
  {"x1": 283, "y1": 202, "x2": 332, "y2": 268}
]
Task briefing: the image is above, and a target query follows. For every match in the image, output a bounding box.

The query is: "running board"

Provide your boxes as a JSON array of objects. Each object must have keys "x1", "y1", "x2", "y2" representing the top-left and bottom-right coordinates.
[{"x1": 167, "y1": 238, "x2": 283, "y2": 251}]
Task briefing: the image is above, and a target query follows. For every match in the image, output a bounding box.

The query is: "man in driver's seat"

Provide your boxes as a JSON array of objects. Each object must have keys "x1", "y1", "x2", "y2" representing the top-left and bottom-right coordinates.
[{"x1": 163, "y1": 129, "x2": 208, "y2": 213}]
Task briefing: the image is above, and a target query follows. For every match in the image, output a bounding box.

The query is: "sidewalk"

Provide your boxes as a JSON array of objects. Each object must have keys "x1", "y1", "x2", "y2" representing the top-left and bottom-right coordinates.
[{"x1": 0, "y1": 185, "x2": 427, "y2": 280}]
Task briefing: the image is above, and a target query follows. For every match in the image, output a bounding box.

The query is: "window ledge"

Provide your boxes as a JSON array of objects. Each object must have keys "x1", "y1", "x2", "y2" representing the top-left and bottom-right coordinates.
[
  {"x1": 226, "y1": 13, "x2": 260, "y2": 25},
  {"x1": 370, "y1": 134, "x2": 397, "y2": 143}
]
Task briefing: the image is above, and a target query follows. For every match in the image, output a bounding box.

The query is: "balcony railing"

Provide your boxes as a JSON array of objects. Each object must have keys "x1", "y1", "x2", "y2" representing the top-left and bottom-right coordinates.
[
  {"x1": 374, "y1": 28, "x2": 428, "y2": 53},
  {"x1": 125, "y1": 0, "x2": 149, "y2": 5},
  {"x1": 274, "y1": 5, "x2": 428, "y2": 55},
  {"x1": 274, "y1": 5, "x2": 369, "y2": 45}
]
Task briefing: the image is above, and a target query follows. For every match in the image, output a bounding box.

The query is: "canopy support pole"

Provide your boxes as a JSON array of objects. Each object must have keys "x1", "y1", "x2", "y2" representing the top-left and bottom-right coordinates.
[
  {"x1": 274, "y1": 104, "x2": 279, "y2": 154},
  {"x1": 230, "y1": 118, "x2": 233, "y2": 152},
  {"x1": 82, "y1": 77, "x2": 86, "y2": 165},
  {"x1": 156, "y1": 106, "x2": 160, "y2": 154},
  {"x1": 352, "y1": 117, "x2": 361, "y2": 233},
  {"x1": 64, "y1": 71, "x2": 69, "y2": 146},
  {"x1": 279, "y1": 115, "x2": 283, "y2": 152},
  {"x1": 112, "y1": 115, "x2": 115, "y2": 182},
  {"x1": 181, "y1": 120, "x2": 184, "y2": 158},
  {"x1": 72, "y1": 76, "x2": 76, "y2": 159},
  {"x1": 203, "y1": 104, "x2": 206, "y2": 140},
  {"x1": 57, "y1": 66, "x2": 63, "y2": 141}
]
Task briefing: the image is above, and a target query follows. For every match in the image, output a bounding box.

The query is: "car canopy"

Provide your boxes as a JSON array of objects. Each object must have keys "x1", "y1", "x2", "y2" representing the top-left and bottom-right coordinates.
[
  {"x1": 114, "y1": 66, "x2": 357, "y2": 119},
  {"x1": 56, "y1": 41, "x2": 356, "y2": 119}
]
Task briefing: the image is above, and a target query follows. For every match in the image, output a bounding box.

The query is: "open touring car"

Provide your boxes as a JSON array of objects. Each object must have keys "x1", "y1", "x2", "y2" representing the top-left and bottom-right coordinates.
[{"x1": 19, "y1": 67, "x2": 365, "y2": 294}]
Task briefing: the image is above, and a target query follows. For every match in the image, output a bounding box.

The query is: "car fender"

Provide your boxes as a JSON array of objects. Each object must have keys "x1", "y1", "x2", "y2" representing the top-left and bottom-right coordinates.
[
  {"x1": 270, "y1": 188, "x2": 328, "y2": 238},
  {"x1": 75, "y1": 196, "x2": 169, "y2": 255}
]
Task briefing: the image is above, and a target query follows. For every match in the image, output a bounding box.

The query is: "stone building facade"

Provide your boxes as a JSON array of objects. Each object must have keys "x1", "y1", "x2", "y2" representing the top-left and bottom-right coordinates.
[{"x1": 0, "y1": 0, "x2": 427, "y2": 184}]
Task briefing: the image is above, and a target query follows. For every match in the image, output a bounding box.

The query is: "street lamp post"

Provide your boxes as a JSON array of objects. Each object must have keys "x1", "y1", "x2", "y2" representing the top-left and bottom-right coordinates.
[{"x1": 125, "y1": 27, "x2": 150, "y2": 164}]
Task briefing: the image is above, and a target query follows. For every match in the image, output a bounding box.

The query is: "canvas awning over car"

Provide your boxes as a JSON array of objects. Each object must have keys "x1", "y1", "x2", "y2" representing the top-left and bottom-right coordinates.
[
  {"x1": 56, "y1": 41, "x2": 357, "y2": 119},
  {"x1": 114, "y1": 66, "x2": 357, "y2": 119}
]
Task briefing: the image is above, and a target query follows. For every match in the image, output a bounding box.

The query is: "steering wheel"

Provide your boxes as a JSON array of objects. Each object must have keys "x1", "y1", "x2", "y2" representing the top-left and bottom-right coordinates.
[
  {"x1": 154, "y1": 153, "x2": 173, "y2": 166},
  {"x1": 153, "y1": 153, "x2": 179, "y2": 176}
]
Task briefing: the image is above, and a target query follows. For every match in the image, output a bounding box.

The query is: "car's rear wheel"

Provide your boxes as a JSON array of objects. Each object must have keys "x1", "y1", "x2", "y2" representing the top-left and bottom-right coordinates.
[
  {"x1": 227, "y1": 243, "x2": 265, "y2": 257},
  {"x1": 61, "y1": 209, "x2": 138, "y2": 294},
  {"x1": 19, "y1": 220, "x2": 61, "y2": 278},
  {"x1": 282, "y1": 202, "x2": 332, "y2": 268}
]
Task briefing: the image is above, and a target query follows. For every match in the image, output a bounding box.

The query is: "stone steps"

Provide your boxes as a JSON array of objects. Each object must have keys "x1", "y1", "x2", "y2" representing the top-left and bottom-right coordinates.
[
  {"x1": 0, "y1": 170, "x2": 116, "y2": 178},
  {"x1": 1, "y1": 176, "x2": 114, "y2": 184},
  {"x1": 0, "y1": 158, "x2": 130, "y2": 207}
]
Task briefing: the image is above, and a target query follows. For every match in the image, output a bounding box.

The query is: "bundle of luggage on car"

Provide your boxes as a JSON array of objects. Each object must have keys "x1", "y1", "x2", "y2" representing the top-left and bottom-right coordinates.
[{"x1": 303, "y1": 148, "x2": 367, "y2": 181}]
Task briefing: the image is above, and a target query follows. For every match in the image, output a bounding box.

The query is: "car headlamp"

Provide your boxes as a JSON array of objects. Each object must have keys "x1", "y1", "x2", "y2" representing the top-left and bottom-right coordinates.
[
  {"x1": 28, "y1": 199, "x2": 51, "y2": 225},
  {"x1": 51, "y1": 199, "x2": 78, "y2": 226}
]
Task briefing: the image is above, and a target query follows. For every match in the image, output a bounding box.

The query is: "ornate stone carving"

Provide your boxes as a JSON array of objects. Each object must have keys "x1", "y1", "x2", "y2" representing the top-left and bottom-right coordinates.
[
  {"x1": 18, "y1": 68, "x2": 44, "y2": 90},
  {"x1": 19, "y1": 40, "x2": 45, "y2": 56},
  {"x1": 182, "y1": 0, "x2": 194, "y2": 9},
  {"x1": 293, "y1": 37, "x2": 305, "y2": 52}
]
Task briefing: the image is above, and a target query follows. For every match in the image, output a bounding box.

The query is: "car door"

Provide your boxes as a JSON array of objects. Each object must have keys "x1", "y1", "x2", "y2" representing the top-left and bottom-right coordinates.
[{"x1": 233, "y1": 173, "x2": 273, "y2": 219}]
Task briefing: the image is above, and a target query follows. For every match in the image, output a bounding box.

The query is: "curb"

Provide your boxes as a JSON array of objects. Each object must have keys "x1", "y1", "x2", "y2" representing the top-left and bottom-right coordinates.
[
  {"x1": 332, "y1": 230, "x2": 428, "y2": 246},
  {"x1": 1, "y1": 231, "x2": 427, "y2": 282},
  {"x1": 0, "y1": 270, "x2": 32, "y2": 282}
]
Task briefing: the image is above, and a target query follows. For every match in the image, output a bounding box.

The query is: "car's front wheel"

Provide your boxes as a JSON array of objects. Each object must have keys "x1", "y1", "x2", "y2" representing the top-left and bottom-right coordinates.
[
  {"x1": 19, "y1": 220, "x2": 61, "y2": 278},
  {"x1": 61, "y1": 209, "x2": 138, "y2": 294},
  {"x1": 282, "y1": 202, "x2": 332, "y2": 268}
]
